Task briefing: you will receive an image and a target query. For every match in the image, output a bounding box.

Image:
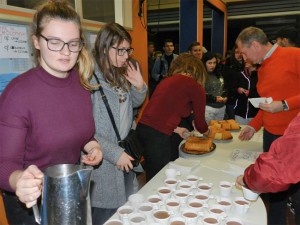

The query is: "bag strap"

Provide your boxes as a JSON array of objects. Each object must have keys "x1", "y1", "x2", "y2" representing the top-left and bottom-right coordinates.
[{"x1": 93, "y1": 73, "x2": 122, "y2": 142}]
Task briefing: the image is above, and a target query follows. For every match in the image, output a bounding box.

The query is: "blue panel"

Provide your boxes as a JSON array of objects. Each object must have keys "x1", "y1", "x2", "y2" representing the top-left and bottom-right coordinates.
[
  {"x1": 212, "y1": 9, "x2": 224, "y2": 55},
  {"x1": 179, "y1": 0, "x2": 198, "y2": 53}
]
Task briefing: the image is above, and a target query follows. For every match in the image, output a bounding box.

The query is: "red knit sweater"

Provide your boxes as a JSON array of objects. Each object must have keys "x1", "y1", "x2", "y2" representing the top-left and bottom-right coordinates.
[
  {"x1": 139, "y1": 74, "x2": 208, "y2": 135},
  {"x1": 249, "y1": 46, "x2": 300, "y2": 135}
]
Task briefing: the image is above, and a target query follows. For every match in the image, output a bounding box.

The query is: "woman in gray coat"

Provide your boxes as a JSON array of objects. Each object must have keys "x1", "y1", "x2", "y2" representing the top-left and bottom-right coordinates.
[{"x1": 90, "y1": 23, "x2": 147, "y2": 224}]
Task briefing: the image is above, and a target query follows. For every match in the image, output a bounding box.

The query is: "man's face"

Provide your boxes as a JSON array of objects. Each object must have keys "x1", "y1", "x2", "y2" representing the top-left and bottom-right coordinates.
[
  {"x1": 237, "y1": 40, "x2": 261, "y2": 64},
  {"x1": 148, "y1": 44, "x2": 155, "y2": 55},
  {"x1": 163, "y1": 42, "x2": 174, "y2": 56}
]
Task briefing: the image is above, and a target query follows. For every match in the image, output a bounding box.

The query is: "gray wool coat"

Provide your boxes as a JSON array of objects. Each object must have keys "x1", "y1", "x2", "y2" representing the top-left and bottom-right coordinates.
[{"x1": 90, "y1": 66, "x2": 147, "y2": 209}]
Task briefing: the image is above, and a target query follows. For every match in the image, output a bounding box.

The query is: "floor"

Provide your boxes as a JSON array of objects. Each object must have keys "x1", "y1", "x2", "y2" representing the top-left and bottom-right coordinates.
[{"x1": 136, "y1": 171, "x2": 296, "y2": 225}]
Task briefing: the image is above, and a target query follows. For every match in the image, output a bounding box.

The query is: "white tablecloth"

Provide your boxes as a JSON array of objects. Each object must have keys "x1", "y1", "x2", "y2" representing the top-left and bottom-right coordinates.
[{"x1": 110, "y1": 129, "x2": 267, "y2": 225}]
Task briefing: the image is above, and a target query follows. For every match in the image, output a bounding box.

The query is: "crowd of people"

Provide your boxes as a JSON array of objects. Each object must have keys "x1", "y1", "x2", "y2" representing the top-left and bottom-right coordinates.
[{"x1": 0, "y1": 1, "x2": 300, "y2": 225}]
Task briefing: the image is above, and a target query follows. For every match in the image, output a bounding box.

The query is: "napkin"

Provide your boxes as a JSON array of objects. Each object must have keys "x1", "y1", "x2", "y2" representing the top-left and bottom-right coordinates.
[
  {"x1": 168, "y1": 157, "x2": 201, "y2": 173},
  {"x1": 249, "y1": 97, "x2": 273, "y2": 108}
]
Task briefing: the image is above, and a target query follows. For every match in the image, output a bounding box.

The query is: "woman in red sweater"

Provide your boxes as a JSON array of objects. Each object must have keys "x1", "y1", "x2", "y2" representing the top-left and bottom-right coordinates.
[{"x1": 137, "y1": 53, "x2": 209, "y2": 181}]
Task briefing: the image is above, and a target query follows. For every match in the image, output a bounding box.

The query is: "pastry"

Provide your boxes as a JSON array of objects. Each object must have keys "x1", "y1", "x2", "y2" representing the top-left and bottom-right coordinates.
[{"x1": 184, "y1": 137, "x2": 213, "y2": 153}]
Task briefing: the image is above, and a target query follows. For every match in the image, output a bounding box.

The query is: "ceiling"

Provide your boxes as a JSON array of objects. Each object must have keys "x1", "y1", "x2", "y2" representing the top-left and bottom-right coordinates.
[{"x1": 147, "y1": 0, "x2": 300, "y2": 50}]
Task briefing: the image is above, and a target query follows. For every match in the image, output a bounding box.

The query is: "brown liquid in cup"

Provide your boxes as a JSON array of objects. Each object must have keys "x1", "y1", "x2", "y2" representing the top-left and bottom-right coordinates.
[
  {"x1": 159, "y1": 189, "x2": 171, "y2": 194},
  {"x1": 221, "y1": 184, "x2": 231, "y2": 188},
  {"x1": 180, "y1": 185, "x2": 191, "y2": 188},
  {"x1": 235, "y1": 200, "x2": 248, "y2": 205},
  {"x1": 166, "y1": 180, "x2": 176, "y2": 184},
  {"x1": 199, "y1": 185, "x2": 210, "y2": 190},
  {"x1": 219, "y1": 201, "x2": 231, "y2": 206},
  {"x1": 119, "y1": 209, "x2": 133, "y2": 214},
  {"x1": 139, "y1": 205, "x2": 152, "y2": 211},
  {"x1": 167, "y1": 202, "x2": 180, "y2": 207},
  {"x1": 210, "y1": 208, "x2": 224, "y2": 214},
  {"x1": 204, "y1": 217, "x2": 218, "y2": 224},
  {"x1": 183, "y1": 212, "x2": 197, "y2": 218},
  {"x1": 188, "y1": 178, "x2": 197, "y2": 181},
  {"x1": 149, "y1": 198, "x2": 161, "y2": 203},
  {"x1": 154, "y1": 211, "x2": 170, "y2": 219},
  {"x1": 106, "y1": 221, "x2": 123, "y2": 225},
  {"x1": 196, "y1": 195, "x2": 208, "y2": 200},
  {"x1": 176, "y1": 193, "x2": 188, "y2": 197},
  {"x1": 189, "y1": 202, "x2": 203, "y2": 208},
  {"x1": 171, "y1": 221, "x2": 185, "y2": 225},
  {"x1": 130, "y1": 217, "x2": 145, "y2": 223},
  {"x1": 226, "y1": 222, "x2": 242, "y2": 225}
]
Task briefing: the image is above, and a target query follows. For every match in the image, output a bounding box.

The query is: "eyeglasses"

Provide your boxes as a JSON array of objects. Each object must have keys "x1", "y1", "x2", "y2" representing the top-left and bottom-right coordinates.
[
  {"x1": 111, "y1": 47, "x2": 134, "y2": 56},
  {"x1": 39, "y1": 34, "x2": 84, "y2": 52}
]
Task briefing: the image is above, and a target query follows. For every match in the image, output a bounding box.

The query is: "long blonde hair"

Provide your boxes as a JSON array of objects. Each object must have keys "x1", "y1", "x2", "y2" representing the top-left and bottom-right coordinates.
[
  {"x1": 32, "y1": 0, "x2": 94, "y2": 90},
  {"x1": 168, "y1": 53, "x2": 207, "y2": 86}
]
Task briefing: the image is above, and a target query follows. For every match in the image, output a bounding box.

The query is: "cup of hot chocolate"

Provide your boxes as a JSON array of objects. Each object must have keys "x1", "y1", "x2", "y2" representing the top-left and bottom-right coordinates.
[
  {"x1": 225, "y1": 217, "x2": 244, "y2": 225},
  {"x1": 128, "y1": 212, "x2": 146, "y2": 225},
  {"x1": 165, "y1": 198, "x2": 181, "y2": 215},
  {"x1": 219, "y1": 181, "x2": 233, "y2": 197},
  {"x1": 169, "y1": 216, "x2": 186, "y2": 225},
  {"x1": 103, "y1": 219, "x2": 123, "y2": 225},
  {"x1": 233, "y1": 197, "x2": 250, "y2": 214},
  {"x1": 157, "y1": 186, "x2": 172, "y2": 201},
  {"x1": 197, "y1": 182, "x2": 213, "y2": 194},
  {"x1": 117, "y1": 205, "x2": 134, "y2": 223},
  {"x1": 216, "y1": 196, "x2": 232, "y2": 213},
  {"x1": 201, "y1": 214, "x2": 221, "y2": 225},
  {"x1": 152, "y1": 210, "x2": 171, "y2": 225},
  {"x1": 242, "y1": 186, "x2": 260, "y2": 201}
]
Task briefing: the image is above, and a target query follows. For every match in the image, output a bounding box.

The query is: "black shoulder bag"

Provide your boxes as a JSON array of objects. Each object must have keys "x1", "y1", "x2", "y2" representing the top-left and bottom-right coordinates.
[{"x1": 93, "y1": 74, "x2": 143, "y2": 167}]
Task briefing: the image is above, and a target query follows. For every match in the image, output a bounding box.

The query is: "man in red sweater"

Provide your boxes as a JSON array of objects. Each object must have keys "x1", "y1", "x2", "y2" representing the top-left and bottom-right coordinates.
[{"x1": 236, "y1": 26, "x2": 300, "y2": 225}]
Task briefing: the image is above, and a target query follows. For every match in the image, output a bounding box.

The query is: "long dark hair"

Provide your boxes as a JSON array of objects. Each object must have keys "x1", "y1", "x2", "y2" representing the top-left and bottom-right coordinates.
[{"x1": 93, "y1": 23, "x2": 132, "y2": 90}]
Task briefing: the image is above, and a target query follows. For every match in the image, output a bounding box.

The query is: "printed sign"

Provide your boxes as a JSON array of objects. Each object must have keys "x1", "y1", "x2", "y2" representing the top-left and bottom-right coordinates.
[{"x1": 0, "y1": 24, "x2": 30, "y2": 58}]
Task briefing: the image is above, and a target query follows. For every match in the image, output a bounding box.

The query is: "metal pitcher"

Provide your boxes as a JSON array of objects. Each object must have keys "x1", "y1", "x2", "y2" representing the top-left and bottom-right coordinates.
[{"x1": 33, "y1": 164, "x2": 93, "y2": 225}]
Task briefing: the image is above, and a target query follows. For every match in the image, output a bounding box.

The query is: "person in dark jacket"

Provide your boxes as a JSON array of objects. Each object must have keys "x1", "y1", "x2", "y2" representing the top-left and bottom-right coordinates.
[
  {"x1": 202, "y1": 52, "x2": 227, "y2": 122},
  {"x1": 223, "y1": 44, "x2": 244, "y2": 119},
  {"x1": 234, "y1": 61, "x2": 259, "y2": 125}
]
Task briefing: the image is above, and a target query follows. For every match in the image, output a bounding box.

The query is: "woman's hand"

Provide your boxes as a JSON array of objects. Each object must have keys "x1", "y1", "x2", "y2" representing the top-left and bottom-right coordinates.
[
  {"x1": 11, "y1": 165, "x2": 44, "y2": 208},
  {"x1": 116, "y1": 152, "x2": 134, "y2": 173},
  {"x1": 174, "y1": 127, "x2": 190, "y2": 139},
  {"x1": 125, "y1": 61, "x2": 144, "y2": 91},
  {"x1": 82, "y1": 141, "x2": 103, "y2": 166}
]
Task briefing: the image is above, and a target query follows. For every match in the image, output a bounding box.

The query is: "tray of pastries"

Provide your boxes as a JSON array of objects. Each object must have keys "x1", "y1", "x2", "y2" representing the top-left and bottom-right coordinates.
[
  {"x1": 209, "y1": 119, "x2": 241, "y2": 131},
  {"x1": 208, "y1": 126, "x2": 233, "y2": 141},
  {"x1": 180, "y1": 136, "x2": 216, "y2": 155}
]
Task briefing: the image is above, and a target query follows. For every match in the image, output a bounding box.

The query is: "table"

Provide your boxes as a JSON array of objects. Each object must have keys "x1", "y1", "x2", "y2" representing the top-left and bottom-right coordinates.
[{"x1": 110, "y1": 129, "x2": 267, "y2": 225}]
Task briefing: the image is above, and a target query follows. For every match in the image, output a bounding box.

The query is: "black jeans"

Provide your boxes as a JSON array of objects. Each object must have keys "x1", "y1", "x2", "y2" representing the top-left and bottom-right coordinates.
[
  {"x1": 263, "y1": 129, "x2": 287, "y2": 225},
  {"x1": 136, "y1": 123, "x2": 172, "y2": 182},
  {"x1": 2, "y1": 191, "x2": 37, "y2": 225}
]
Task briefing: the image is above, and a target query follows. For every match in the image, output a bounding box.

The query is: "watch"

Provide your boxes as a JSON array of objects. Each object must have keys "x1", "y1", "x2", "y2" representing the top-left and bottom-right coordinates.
[{"x1": 281, "y1": 100, "x2": 289, "y2": 111}]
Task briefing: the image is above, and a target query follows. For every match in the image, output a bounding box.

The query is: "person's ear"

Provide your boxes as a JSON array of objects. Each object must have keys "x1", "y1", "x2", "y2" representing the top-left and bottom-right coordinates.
[{"x1": 32, "y1": 35, "x2": 40, "y2": 50}]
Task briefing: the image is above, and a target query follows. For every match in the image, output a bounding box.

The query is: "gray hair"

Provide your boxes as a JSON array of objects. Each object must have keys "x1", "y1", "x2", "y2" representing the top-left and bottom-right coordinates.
[{"x1": 236, "y1": 26, "x2": 269, "y2": 47}]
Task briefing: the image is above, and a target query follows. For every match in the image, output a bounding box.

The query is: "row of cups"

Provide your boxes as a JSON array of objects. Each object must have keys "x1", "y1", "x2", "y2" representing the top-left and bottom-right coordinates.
[
  {"x1": 103, "y1": 190, "x2": 250, "y2": 225},
  {"x1": 164, "y1": 169, "x2": 260, "y2": 201}
]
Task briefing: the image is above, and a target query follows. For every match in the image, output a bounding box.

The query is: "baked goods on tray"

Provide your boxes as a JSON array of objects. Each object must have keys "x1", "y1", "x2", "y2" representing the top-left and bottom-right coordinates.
[
  {"x1": 184, "y1": 136, "x2": 214, "y2": 154},
  {"x1": 209, "y1": 119, "x2": 240, "y2": 131},
  {"x1": 208, "y1": 126, "x2": 233, "y2": 140}
]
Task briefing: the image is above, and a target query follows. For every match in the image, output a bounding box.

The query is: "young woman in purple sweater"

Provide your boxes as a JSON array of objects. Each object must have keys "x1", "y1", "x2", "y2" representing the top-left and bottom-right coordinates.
[{"x1": 0, "y1": 1, "x2": 102, "y2": 224}]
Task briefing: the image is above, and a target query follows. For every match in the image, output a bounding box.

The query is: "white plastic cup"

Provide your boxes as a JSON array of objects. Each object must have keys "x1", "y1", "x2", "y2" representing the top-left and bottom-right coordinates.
[
  {"x1": 165, "y1": 198, "x2": 181, "y2": 215},
  {"x1": 152, "y1": 210, "x2": 171, "y2": 225},
  {"x1": 157, "y1": 186, "x2": 172, "y2": 202},
  {"x1": 233, "y1": 197, "x2": 250, "y2": 214},
  {"x1": 219, "y1": 181, "x2": 233, "y2": 197},
  {"x1": 103, "y1": 219, "x2": 123, "y2": 225},
  {"x1": 225, "y1": 217, "x2": 244, "y2": 225},
  {"x1": 169, "y1": 216, "x2": 186, "y2": 225},
  {"x1": 201, "y1": 214, "x2": 221, "y2": 225},
  {"x1": 216, "y1": 197, "x2": 232, "y2": 213},
  {"x1": 117, "y1": 205, "x2": 134, "y2": 223},
  {"x1": 128, "y1": 193, "x2": 144, "y2": 209},
  {"x1": 242, "y1": 186, "x2": 260, "y2": 201},
  {"x1": 165, "y1": 168, "x2": 180, "y2": 179},
  {"x1": 128, "y1": 212, "x2": 146, "y2": 225}
]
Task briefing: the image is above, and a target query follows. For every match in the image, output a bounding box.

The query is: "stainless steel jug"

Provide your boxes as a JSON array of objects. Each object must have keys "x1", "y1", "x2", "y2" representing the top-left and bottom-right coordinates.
[{"x1": 33, "y1": 164, "x2": 93, "y2": 225}]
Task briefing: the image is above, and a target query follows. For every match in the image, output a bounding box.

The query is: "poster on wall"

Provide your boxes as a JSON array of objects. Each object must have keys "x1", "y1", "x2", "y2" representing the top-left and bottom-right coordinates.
[
  {"x1": 0, "y1": 22, "x2": 34, "y2": 94},
  {"x1": 0, "y1": 24, "x2": 30, "y2": 58}
]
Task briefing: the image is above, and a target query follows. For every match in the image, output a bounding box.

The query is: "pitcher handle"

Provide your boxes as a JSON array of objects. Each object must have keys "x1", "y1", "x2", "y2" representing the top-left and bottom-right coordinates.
[{"x1": 32, "y1": 204, "x2": 41, "y2": 224}]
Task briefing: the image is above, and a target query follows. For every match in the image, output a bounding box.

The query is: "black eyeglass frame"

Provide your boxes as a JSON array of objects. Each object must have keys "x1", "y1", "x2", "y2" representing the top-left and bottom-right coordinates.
[
  {"x1": 111, "y1": 46, "x2": 134, "y2": 56},
  {"x1": 39, "y1": 34, "x2": 84, "y2": 53}
]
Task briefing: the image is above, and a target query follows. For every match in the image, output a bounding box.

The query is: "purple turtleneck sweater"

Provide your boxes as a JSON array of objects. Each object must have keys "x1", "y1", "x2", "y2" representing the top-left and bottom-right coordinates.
[{"x1": 0, "y1": 66, "x2": 95, "y2": 192}]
